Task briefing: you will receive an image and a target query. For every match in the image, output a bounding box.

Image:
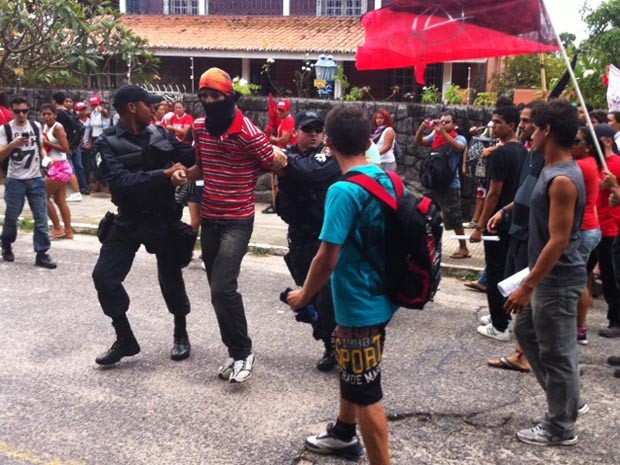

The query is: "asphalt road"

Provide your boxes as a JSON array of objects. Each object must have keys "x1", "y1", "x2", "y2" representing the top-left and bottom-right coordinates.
[{"x1": 1, "y1": 234, "x2": 619, "y2": 465}]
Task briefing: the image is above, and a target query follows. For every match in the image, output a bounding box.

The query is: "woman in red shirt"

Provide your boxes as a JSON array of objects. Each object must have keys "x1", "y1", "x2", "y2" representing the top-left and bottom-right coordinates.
[
  {"x1": 593, "y1": 125, "x2": 620, "y2": 338},
  {"x1": 572, "y1": 127, "x2": 602, "y2": 345},
  {"x1": 167, "y1": 101, "x2": 194, "y2": 141}
]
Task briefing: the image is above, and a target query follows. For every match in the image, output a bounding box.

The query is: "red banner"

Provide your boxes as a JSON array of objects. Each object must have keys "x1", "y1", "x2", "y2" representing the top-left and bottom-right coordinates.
[{"x1": 356, "y1": 0, "x2": 560, "y2": 84}]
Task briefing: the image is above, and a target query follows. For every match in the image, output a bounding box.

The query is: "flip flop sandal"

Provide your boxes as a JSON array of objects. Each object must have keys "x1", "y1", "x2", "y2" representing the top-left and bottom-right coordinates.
[
  {"x1": 450, "y1": 252, "x2": 471, "y2": 259},
  {"x1": 487, "y1": 357, "x2": 530, "y2": 373},
  {"x1": 464, "y1": 281, "x2": 487, "y2": 293},
  {"x1": 50, "y1": 231, "x2": 65, "y2": 239}
]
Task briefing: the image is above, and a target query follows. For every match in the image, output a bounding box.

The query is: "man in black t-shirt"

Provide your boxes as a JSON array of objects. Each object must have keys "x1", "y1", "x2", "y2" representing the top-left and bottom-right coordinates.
[{"x1": 470, "y1": 105, "x2": 527, "y2": 341}]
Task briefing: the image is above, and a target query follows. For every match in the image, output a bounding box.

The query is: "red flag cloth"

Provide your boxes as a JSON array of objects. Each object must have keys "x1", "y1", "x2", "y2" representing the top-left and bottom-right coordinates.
[
  {"x1": 356, "y1": 0, "x2": 560, "y2": 84},
  {"x1": 265, "y1": 93, "x2": 281, "y2": 137}
]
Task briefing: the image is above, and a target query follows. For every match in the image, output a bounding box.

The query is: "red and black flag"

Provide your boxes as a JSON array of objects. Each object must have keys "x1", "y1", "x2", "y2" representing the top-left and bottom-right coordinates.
[{"x1": 356, "y1": 0, "x2": 560, "y2": 84}]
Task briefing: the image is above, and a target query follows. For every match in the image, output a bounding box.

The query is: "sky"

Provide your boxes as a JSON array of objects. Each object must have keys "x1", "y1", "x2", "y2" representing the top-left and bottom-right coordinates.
[{"x1": 543, "y1": 0, "x2": 604, "y2": 44}]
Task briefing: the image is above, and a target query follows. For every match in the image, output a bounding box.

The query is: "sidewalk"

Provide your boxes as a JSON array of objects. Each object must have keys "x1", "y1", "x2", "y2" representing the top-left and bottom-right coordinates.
[{"x1": 0, "y1": 183, "x2": 485, "y2": 272}]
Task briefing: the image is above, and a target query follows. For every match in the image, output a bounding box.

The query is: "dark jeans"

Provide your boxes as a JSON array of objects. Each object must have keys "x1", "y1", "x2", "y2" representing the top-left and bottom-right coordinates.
[
  {"x1": 484, "y1": 231, "x2": 510, "y2": 331},
  {"x1": 515, "y1": 284, "x2": 583, "y2": 438},
  {"x1": 92, "y1": 224, "x2": 190, "y2": 320},
  {"x1": 1, "y1": 176, "x2": 50, "y2": 253},
  {"x1": 201, "y1": 217, "x2": 254, "y2": 360},
  {"x1": 71, "y1": 148, "x2": 88, "y2": 191},
  {"x1": 288, "y1": 228, "x2": 336, "y2": 347},
  {"x1": 595, "y1": 236, "x2": 620, "y2": 326}
]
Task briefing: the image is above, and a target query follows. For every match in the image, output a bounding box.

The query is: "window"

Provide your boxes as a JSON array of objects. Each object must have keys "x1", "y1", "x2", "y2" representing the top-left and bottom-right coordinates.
[
  {"x1": 170, "y1": 0, "x2": 199, "y2": 15},
  {"x1": 126, "y1": 0, "x2": 145, "y2": 14},
  {"x1": 323, "y1": 0, "x2": 367, "y2": 16},
  {"x1": 209, "y1": 0, "x2": 281, "y2": 15}
]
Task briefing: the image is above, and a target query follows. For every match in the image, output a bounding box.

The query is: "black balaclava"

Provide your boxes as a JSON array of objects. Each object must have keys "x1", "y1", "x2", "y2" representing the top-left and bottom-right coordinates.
[{"x1": 202, "y1": 95, "x2": 237, "y2": 136}]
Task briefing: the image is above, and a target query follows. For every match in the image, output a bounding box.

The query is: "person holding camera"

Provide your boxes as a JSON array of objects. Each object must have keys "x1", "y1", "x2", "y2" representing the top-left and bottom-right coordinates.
[
  {"x1": 91, "y1": 84, "x2": 196, "y2": 366},
  {"x1": 0, "y1": 97, "x2": 56, "y2": 268},
  {"x1": 415, "y1": 112, "x2": 470, "y2": 259}
]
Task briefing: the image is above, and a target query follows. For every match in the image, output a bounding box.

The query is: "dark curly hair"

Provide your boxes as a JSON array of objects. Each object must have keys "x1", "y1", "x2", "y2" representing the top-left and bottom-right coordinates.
[{"x1": 531, "y1": 99, "x2": 579, "y2": 149}]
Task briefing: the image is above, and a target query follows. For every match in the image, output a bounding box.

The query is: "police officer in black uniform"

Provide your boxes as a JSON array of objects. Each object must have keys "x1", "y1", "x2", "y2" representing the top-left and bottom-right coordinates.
[
  {"x1": 92, "y1": 85, "x2": 196, "y2": 366},
  {"x1": 275, "y1": 112, "x2": 342, "y2": 371}
]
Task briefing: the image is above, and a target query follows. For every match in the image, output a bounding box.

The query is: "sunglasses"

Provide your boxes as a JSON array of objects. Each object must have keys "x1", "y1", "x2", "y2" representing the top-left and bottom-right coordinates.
[
  {"x1": 300, "y1": 125, "x2": 324, "y2": 134},
  {"x1": 12, "y1": 109, "x2": 29, "y2": 114}
]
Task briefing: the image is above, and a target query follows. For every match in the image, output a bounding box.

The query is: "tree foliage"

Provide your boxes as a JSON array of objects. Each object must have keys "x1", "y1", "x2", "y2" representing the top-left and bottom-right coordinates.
[
  {"x1": 490, "y1": 53, "x2": 567, "y2": 97},
  {"x1": 0, "y1": 0, "x2": 157, "y2": 87},
  {"x1": 574, "y1": 0, "x2": 620, "y2": 108},
  {"x1": 489, "y1": 1, "x2": 620, "y2": 109}
]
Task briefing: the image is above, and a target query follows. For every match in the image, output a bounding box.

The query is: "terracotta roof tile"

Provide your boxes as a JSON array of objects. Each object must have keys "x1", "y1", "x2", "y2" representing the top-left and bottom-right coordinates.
[{"x1": 120, "y1": 15, "x2": 365, "y2": 55}]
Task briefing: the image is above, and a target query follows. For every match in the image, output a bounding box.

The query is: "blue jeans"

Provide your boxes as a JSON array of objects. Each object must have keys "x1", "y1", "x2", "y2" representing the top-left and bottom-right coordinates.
[
  {"x1": 71, "y1": 148, "x2": 88, "y2": 191},
  {"x1": 201, "y1": 217, "x2": 254, "y2": 360},
  {"x1": 1, "y1": 176, "x2": 50, "y2": 253},
  {"x1": 515, "y1": 284, "x2": 583, "y2": 438},
  {"x1": 577, "y1": 228, "x2": 601, "y2": 263}
]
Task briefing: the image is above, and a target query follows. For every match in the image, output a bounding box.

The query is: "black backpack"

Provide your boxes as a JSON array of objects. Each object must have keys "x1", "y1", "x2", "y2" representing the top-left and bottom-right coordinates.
[
  {"x1": 344, "y1": 170, "x2": 442, "y2": 309},
  {"x1": 420, "y1": 145, "x2": 459, "y2": 191},
  {"x1": 57, "y1": 110, "x2": 84, "y2": 150}
]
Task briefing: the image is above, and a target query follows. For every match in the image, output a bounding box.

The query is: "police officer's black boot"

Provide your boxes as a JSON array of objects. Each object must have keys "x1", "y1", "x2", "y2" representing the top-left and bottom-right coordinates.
[
  {"x1": 170, "y1": 314, "x2": 191, "y2": 361},
  {"x1": 95, "y1": 316, "x2": 140, "y2": 366},
  {"x1": 317, "y1": 338, "x2": 337, "y2": 372}
]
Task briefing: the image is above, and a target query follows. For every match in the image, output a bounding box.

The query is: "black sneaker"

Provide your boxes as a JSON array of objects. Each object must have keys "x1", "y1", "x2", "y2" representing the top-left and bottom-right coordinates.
[
  {"x1": 607, "y1": 355, "x2": 620, "y2": 366},
  {"x1": 95, "y1": 338, "x2": 141, "y2": 365},
  {"x1": 317, "y1": 350, "x2": 337, "y2": 372},
  {"x1": 1, "y1": 243, "x2": 14, "y2": 262},
  {"x1": 305, "y1": 422, "x2": 364, "y2": 460},
  {"x1": 35, "y1": 252, "x2": 57, "y2": 269}
]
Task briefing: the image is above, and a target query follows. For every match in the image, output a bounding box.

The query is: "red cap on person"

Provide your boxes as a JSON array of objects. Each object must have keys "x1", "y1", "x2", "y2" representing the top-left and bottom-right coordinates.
[
  {"x1": 89, "y1": 95, "x2": 102, "y2": 106},
  {"x1": 74, "y1": 102, "x2": 86, "y2": 111},
  {"x1": 198, "y1": 68, "x2": 234, "y2": 96},
  {"x1": 277, "y1": 99, "x2": 291, "y2": 111}
]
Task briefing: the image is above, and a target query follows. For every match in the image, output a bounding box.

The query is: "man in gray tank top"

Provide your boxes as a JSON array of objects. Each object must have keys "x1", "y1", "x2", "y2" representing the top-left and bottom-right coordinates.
[{"x1": 504, "y1": 100, "x2": 586, "y2": 447}]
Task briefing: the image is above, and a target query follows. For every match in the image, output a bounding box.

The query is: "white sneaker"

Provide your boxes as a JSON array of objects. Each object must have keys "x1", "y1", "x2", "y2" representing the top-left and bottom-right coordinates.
[
  {"x1": 477, "y1": 322, "x2": 511, "y2": 341},
  {"x1": 217, "y1": 357, "x2": 235, "y2": 380},
  {"x1": 66, "y1": 192, "x2": 82, "y2": 202},
  {"x1": 229, "y1": 353, "x2": 255, "y2": 383},
  {"x1": 479, "y1": 314, "x2": 491, "y2": 325}
]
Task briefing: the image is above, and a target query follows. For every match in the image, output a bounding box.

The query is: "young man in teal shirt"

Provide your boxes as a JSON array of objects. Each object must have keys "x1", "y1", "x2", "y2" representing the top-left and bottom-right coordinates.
[{"x1": 288, "y1": 105, "x2": 397, "y2": 465}]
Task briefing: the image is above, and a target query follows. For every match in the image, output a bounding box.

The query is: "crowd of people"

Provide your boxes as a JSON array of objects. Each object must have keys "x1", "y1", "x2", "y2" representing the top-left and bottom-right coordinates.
[{"x1": 2, "y1": 74, "x2": 620, "y2": 464}]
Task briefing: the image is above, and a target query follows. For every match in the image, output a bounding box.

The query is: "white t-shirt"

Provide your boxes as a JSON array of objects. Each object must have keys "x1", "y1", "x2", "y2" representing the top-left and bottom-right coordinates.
[
  {"x1": 89, "y1": 109, "x2": 111, "y2": 138},
  {"x1": 376, "y1": 127, "x2": 396, "y2": 164},
  {"x1": 0, "y1": 120, "x2": 44, "y2": 180}
]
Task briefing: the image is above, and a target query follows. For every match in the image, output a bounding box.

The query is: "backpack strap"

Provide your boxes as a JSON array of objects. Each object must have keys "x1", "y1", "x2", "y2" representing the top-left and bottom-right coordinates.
[
  {"x1": 3, "y1": 123, "x2": 12, "y2": 141},
  {"x1": 343, "y1": 171, "x2": 401, "y2": 211}
]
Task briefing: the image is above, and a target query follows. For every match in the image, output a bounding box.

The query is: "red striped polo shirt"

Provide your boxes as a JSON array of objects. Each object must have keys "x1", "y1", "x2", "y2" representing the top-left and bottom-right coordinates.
[{"x1": 194, "y1": 110, "x2": 274, "y2": 219}]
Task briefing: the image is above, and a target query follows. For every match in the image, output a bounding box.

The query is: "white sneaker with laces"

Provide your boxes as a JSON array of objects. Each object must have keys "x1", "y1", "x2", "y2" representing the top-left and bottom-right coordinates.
[
  {"x1": 477, "y1": 322, "x2": 511, "y2": 341},
  {"x1": 217, "y1": 357, "x2": 235, "y2": 380},
  {"x1": 479, "y1": 314, "x2": 491, "y2": 325},
  {"x1": 229, "y1": 353, "x2": 255, "y2": 383},
  {"x1": 66, "y1": 192, "x2": 82, "y2": 202}
]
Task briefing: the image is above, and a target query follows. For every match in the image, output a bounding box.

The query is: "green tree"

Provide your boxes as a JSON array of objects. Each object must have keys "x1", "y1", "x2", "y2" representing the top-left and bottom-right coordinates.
[
  {"x1": 0, "y1": 0, "x2": 157, "y2": 86},
  {"x1": 490, "y1": 53, "x2": 567, "y2": 96},
  {"x1": 573, "y1": 0, "x2": 620, "y2": 108}
]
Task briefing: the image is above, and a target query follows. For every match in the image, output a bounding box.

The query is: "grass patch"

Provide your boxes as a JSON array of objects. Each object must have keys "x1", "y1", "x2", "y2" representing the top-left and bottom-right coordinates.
[
  {"x1": 249, "y1": 246, "x2": 271, "y2": 257},
  {"x1": 463, "y1": 271, "x2": 480, "y2": 282},
  {"x1": 20, "y1": 217, "x2": 35, "y2": 233}
]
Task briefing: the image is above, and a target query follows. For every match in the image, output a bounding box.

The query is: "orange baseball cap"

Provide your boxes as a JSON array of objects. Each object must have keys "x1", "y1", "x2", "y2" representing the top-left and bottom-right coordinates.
[{"x1": 198, "y1": 67, "x2": 234, "y2": 96}]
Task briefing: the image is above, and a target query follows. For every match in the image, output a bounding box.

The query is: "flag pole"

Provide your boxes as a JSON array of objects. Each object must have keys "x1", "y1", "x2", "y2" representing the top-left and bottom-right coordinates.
[{"x1": 543, "y1": 0, "x2": 608, "y2": 171}]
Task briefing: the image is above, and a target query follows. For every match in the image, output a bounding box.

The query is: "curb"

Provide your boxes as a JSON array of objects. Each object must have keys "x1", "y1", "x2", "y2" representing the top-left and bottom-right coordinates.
[{"x1": 2, "y1": 217, "x2": 484, "y2": 274}]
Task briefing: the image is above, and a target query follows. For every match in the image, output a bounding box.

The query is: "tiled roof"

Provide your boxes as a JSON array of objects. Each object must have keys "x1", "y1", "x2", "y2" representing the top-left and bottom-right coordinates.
[{"x1": 120, "y1": 15, "x2": 365, "y2": 55}]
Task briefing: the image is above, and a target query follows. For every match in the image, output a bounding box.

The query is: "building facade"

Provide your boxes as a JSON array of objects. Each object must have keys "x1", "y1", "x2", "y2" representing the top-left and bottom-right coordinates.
[{"x1": 118, "y1": 0, "x2": 485, "y2": 101}]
